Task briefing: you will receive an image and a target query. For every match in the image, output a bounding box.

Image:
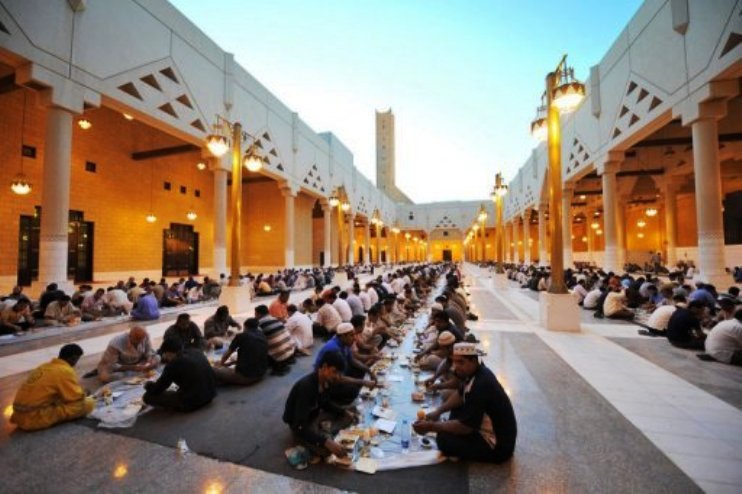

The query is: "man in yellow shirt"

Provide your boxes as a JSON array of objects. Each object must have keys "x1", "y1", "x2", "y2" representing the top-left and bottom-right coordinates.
[{"x1": 11, "y1": 344, "x2": 95, "y2": 431}]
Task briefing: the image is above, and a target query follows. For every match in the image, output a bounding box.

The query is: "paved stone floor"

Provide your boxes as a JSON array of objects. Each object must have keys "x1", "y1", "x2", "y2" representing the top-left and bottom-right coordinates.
[{"x1": 0, "y1": 264, "x2": 740, "y2": 493}]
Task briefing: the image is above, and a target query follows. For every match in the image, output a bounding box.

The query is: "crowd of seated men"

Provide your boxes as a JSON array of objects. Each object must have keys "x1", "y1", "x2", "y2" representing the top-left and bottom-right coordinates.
[
  {"x1": 482, "y1": 258, "x2": 741, "y2": 367},
  {"x1": 0, "y1": 275, "x2": 224, "y2": 336}
]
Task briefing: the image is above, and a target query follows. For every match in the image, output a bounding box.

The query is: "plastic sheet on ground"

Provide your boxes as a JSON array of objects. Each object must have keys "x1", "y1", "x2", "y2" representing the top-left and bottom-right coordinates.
[
  {"x1": 373, "y1": 449, "x2": 446, "y2": 471},
  {"x1": 88, "y1": 374, "x2": 157, "y2": 428}
]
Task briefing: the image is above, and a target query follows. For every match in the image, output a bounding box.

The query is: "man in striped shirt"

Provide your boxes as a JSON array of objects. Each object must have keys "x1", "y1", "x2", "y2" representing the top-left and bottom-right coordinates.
[{"x1": 255, "y1": 305, "x2": 296, "y2": 376}]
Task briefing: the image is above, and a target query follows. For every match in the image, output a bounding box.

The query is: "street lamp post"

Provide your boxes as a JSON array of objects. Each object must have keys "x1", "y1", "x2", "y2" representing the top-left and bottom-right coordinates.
[
  {"x1": 531, "y1": 54, "x2": 585, "y2": 294},
  {"x1": 206, "y1": 117, "x2": 264, "y2": 288},
  {"x1": 491, "y1": 173, "x2": 508, "y2": 273},
  {"x1": 477, "y1": 204, "x2": 488, "y2": 263},
  {"x1": 530, "y1": 54, "x2": 585, "y2": 330}
]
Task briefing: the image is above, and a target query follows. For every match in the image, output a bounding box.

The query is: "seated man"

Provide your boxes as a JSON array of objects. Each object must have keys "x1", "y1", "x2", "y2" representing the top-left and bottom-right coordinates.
[
  {"x1": 102, "y1": 286, "x2": 133, "y2": 315},
  {"x1": 644, "y1": 295, "x2": 685, "y2": 335},
  {"x1": 413, "y1": 343, "x2": 517, "y2": 463},
  {"x1": 313, "y1": 298, "x2": 342, "y2": 339},
  {"x1": 314, "y1": 323, "x2": 377, "y2": 405},
  {"x1": 130, "y1": 288, "x2": 160, "y2": 321},
  {"x1": 282, "y1": 350, "x2": 351, "y2": 458},
  {"x1": 44, "y1": 295, "x2": 81, "y2": 326},
  {"x1": 214, "y1": 318, "x2": 268, "y2": 386},
  {"x1": 285, "y1": 304, "x2": 313, "y2": 356},
  {"x1": 11, "y1": 344, "x2": 95, "y2": 431},
  {"x1": 417, "y1": 330, "x2": 457, "y2": 371},
  {"x1": 255, "y1": 304, "x2": 296, "y2": 376},
  {"x1": 80, "y1": 288, "x2": 110, "y2": 321},
  {"x1": 162, "y1": 313, "x2": 206, "y2": 351},
  {"x1": 96, "y1": 326, "x2": 158, "y2": 383},
  {"x1": 269, "y1": 290, "x2": 291, "y2": 322},
  {"x1": 704, "y1": 308, "x2": 742, "y2": 365},
  {"x1": 666, "y1": 300, "x2": 707, "y2": 350},
  {"x1": 603, "y1": 287, "x2": 635, "y2": 321},
  {"x1": 0, "y1": 299, "x2": 35, "y2": 335},
  {"x1": 204, "y1": 305, "x2": 241, "y2": 349},
  {"x1": 143, "y1": 337, "x2": 216, "y2": 412}
]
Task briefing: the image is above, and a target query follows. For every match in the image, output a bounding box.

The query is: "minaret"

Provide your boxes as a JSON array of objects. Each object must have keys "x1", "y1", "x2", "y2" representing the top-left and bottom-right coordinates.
[{"x1": 375, "y1": 109, "x2": 413, "y2": 204}]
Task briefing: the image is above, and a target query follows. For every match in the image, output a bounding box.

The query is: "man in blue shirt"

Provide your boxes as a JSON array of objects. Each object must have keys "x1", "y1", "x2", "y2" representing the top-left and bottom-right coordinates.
[
  {"x1": 131, "y1": 287, "x2": 160, "y2": 321},
  {"x1": 314, "y1": 323, "x2": 377, "y2": 404}
]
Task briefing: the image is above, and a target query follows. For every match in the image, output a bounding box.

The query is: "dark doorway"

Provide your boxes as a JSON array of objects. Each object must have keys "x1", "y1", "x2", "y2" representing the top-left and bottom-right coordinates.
[
  {"x1": 17, "y1": 210, "x2": 40, "y2": 287},
  {"x1": 381, "y1": 251, "x2": 387, "y2": 263},
  {"x1": 163, "y1": 223, "x2": 199, "y2": 277},
  {"x1": 319, "y1": 251, "x2": 325, "y2": 266},
  {"x1": 442, "y1": 249, "x2": 453, "y2": 262},
  {"x1": 358, "y1": 246, "x2": 364, "y2": 263},
  {"x1": 17, "y1": 208, "x2": 94, "y2": 286},
  {"x1": 68, "y1": 210, "x2": 94, "y2": 283}
]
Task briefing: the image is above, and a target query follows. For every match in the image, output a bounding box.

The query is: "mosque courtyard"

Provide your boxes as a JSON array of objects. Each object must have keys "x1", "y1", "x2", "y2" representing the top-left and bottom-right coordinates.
[{"x1": 1, "y1": 265, "x2": 740, "y2": 493}]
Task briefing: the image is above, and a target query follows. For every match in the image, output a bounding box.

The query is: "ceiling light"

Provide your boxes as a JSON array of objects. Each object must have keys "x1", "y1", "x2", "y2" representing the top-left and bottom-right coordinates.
[
  {"x1": 196, "y1": 162, "x2": 206, "y2": 171},
  {"x1": 145, "y1": 213, "x2": 157, "y2": 223},
  {"x1": 77, "y1": 118, "x2": 92, "y2": 130},
  {"x1": 122, "y1": 113, "x2": 134, "y2": 121},
  {"x1": 186, "y1": 210, "x2": 197, "y2": 221}
]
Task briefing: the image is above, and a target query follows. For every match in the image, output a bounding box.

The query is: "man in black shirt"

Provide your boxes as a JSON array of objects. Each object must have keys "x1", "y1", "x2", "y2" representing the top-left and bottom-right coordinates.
[
  {"x1": 283, "y1": 351, "x2": 350, "y2": 458},
  {"x1": 143, "y1": 338, "x2": 216, "y2": 412},
  {"x1": 214, "y1": 318, "x2": 268, "y2": 386},
  {"x1": 414, "y1": 342, "x2": 517, "y2": 463},
  {"x1": 162, "y1": 313, "x2": 206, "y2": 351},
  {"x1": 666, "y1": 300, "x2": 707, "y2": 349}
]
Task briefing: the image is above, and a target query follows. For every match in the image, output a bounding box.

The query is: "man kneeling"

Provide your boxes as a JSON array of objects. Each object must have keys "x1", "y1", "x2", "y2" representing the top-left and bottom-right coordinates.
[
  {"x1": 143, "y1": 338, "x2": 216, "y2": 412},
  {"x1": 282, "y1": 351, "x2": 352, "y2": 458},
  {"x1": 413, "y1": 342, "x2": 517, "y2": 463},
  {"x1": 11, "y1": 344, "x2": 95, "y2": 431}
]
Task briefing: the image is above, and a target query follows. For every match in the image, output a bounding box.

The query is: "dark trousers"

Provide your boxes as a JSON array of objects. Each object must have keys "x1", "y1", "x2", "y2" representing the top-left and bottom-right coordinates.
[
  {"x1": 669, "y1": 337, "x2": 705, "y2": 351},
  {"x1": 143, "y1": 390, "x2": 210, "y2": 412},
  {"x1": 437, "y1": 431, "x2": 513, "y2": 463},
  {"x1": 607, "y1": 309, "x2": 635, "y2": 321},
  {"x1": 312, "y1": 323, "x2": 330, "y2": 340}
]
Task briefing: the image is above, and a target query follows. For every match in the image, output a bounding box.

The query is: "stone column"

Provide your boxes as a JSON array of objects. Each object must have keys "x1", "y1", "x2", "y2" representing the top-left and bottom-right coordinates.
[
  {"x1": 347, "y1": 213, "x2": 355, "y2": 264},
  {"x1": 38, "y1": 106, "x2": 74, "y2": 289},
  {"x1": 212, "y1": 166, "x2": 228, "y2": 277},
  {"x1": 562, "y1": 186, "x2": 574, "y2": 269},
  {"x1": 691, "y1": 115, "x2": 727, "y2": 285},
  {"x1": 664, "y1": 179, "x2": 679, "y2": 268},
  {"x1": 504, "y1": 223, "x2": 511, "y2": 262},
  {"x1": 512, "y1": 219, "x2": 520, "y2": 263},
  {"x1": 522, "y1": 211, "x2": 531, "y2": 264},
  {"x1": 600, "y1": 159, "x2": 621, "y2": 273},
  {"x1": 321, "y1": 201, "x2": 332, "y2": 266},
  {"x1": 364, "y1": 222, "x2": 371, "y2": 264},
  {"x1": 538, "y1": 206, "x2": 548, "y2": 266},
  {"x1": 616, "y1": 195, "x2": 627, "y2": 269},
  {"x1": 281, "y1": 186, "x2": 297, "y2": 268}
]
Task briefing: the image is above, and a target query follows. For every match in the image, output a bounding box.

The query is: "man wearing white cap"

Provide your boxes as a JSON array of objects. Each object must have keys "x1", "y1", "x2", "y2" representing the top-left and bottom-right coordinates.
[
  {"x1": 417, "y1": 330, "x2": 456, "y2": 371},
  {"x1": 414, "y1": 342, "x2": 517, "y2": 463},
  {"x1": 314, "y1": 322, "x2": 378, "y2": 404}
]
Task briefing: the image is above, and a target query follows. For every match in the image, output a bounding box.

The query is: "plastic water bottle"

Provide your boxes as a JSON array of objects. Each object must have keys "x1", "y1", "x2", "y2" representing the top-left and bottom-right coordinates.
[{"x1": 401, "y1": 419, "x2": 410, "y2": 452}]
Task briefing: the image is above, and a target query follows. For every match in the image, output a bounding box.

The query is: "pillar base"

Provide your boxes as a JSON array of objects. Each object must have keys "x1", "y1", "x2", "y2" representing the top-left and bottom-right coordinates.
[
  {"x1": 220, "y1": 285, "x2": 252, "y2": 316},
  {"x1": 539, "y1": 292, "x2": 581, "y2": 332}
]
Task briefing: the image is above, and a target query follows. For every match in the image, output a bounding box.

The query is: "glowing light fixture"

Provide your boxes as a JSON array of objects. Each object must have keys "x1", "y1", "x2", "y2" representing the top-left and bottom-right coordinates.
[
  {"x1": 206, "y1": 133, "x2": 229, "y2": 157},
  {"x1": 645, "y1": 207, "x2": 658, "y2": 217},
  {"x1": 243, "y1": 144, "x2": 263, "y2": 172},
  {"x1": 552, "y1": 66, "x2": 586, "y2": 113},
  {"x1": 590, "y1": 221, "x2": 600, "y2": 230},
  {"x1": 637, "y1": 219, "x2": 646, "y2": 228},
  {"x1": 405, "y1": 232, "x2": 411, "y2": 240},
  {"x1": 186, "y1": 210, "x2": 197, "y2": 221},
  {"x1": 596, "y1": 229, "x2": 603, "y2": 235},
  {"x1": 146, "y1": 213, "x2": 157, "y2": 223},
  {"x1": 196, "y1": 161, "x2": 207, "y2": 171},
  {"x1": 581, "y1": 236, "x2": 587, "y2": 242},
  {"x1": 579, "y1": 194, "x2": 586, "y2": 200},
  {"x1": 341, "y1": 201, "x2": 351, "y2": 212},
  {"x1": 328, "y1": 195, "x2": 339, "y2": 208},
  {"x1": 263, "y1": 224, "x2": 271, "y2": 232},
  {"x1": 77, "y1": 118, "x2": 92, "y2": 130},
  {"x1": 530, "y1": 116, "x2": 547, "y2": 142},
  {"x1": 11, "y1": 92, "x2": 33, "y2": 195},
  {"x1": 637, "y1": 232, "x2": 645, "y2": 239},
  {"x1": 122, "y1": 113, "x2": 134, "y2": 121},
  {"x1": 3, "y1": 404, "x2": 13, "y2": 419}
]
